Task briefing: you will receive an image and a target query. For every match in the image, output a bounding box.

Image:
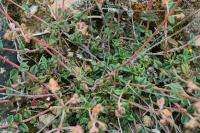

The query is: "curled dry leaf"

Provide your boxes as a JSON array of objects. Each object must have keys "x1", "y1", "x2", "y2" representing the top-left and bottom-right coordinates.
[
  {"x1": 80, "y1": 81, "x2": 89, "y2": 91},
  {"x1": 48, "y1": 78, "x2": 60, "y2": 93},
  {"x1": 160, "y1": 109, "x2": 173, "y2": 125},
  {"x1": 3, "y1": 30, "x2": 18, "y2": 40},
  {"x1": 92, "y1": 104, "x2": 103, "y2": 117},
  {"x1": 186, "y1": 80, "x2": 200, "y2": 93},
  {"x1": 168, "y1": 38, "x2": 179, "y2": 47},
  {"x1": 157, "y1": 97, "x2": 165, "y2": 110}
]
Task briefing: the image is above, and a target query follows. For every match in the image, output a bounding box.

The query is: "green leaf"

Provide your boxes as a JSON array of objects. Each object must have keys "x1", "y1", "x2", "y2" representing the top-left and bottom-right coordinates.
[
  {"x1": 114, "y1": 89, "x2": 123, "y2": 95},
  {"x1": 10, "y1": 69, "x2": 19, "y2": 79},
  {"x1": 14, "y1": 113, "x2": 22, "y2": 122},
  {"x1": 126, "y1": 114, "x2": 135, "y2": 121},
  {"x1": 153, "y1": 60, "x2": 162, "y2": 69},
  {"x1": 181, "y1": 115, "x2": 190, "y2": 124},
  {"x1": 22, "y1": 4, "x2": 30, "y2": 13},
  {"x1": 30, "y1": 65, "x2": 38, "y2": 74},
  {"x1": 165, "y1": 83, "x2": 182, "y2": 93},
  {"x1": 187, "y1": 105, "x2": 195, "y2": 114},
  {"x1": 6, "y1": 115, "x2": 14, "y2": 124},
  {"x1": 168, "y1": 15, "x2": 175, "y2": 24},
  {"x1": 19, "y1": 62, "x2": 29, "y2": 72},
  {"x1": 23, "y1": 110, "x2": 31, "y2": 119},
  {"x1": 30, "y1": 118, "x2": 37, "y2": 124},
  {"x1": 19, "y1": 123, "x2": 29, "y2": 132},
  {"x1": 167, "y1": 1, "x2": 175, "y2": 10},
  {"x1": 189, "y1": 40, "x2": 196, "y2": 46},
  {"x1": 167, "y1": 25, "x2": 174, "y2": 31},
  {"x1": 0, "y1": 39, "x2": 3, "y2": 49}
]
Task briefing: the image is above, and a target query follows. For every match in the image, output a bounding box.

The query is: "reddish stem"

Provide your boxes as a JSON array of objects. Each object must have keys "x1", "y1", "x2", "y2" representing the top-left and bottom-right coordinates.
[
  {"x1": 145, "y1": 0, "x2": 152, "y2": 39},
  {"x1": 0, "y1": 56, "x2": 38, "y2": 81},
  {"x1": 0, "y1": 88, "x2": 7, "y2": 91},
  {"x1": 1, "y1": 48, "x2": 39, "y2": 53},
  {"x1": 0, "y1": 99, "x2": 11, "y2": 103},
  {"x1": 62, "y1": 0, "x2": 65, "y2": 10}
]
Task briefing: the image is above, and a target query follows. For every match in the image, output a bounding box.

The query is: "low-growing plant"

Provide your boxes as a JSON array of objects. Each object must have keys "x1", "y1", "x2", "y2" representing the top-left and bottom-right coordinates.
[{"x1": 1, "y1": 0, "x2": 200, "y2": 132}]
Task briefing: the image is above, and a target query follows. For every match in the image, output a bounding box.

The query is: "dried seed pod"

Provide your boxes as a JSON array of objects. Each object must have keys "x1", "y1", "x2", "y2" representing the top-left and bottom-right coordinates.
[
  {"x1": 92, "y1": 104, "x2": 103, "y2": 117},
  {"x1": 115, "y1": 106, "x2": 126, "y2": 118},
  {"x1": 143, "y1": 115, "x2": 153, "y2": 127},
  {"x1": 48, "y1": 78, "x2": 60, "y2": 93}
]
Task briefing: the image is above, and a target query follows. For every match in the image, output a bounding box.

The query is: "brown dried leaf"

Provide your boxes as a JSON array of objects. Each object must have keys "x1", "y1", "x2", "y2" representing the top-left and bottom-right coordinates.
[
  {"x1": 80, "y1": 81, "x2": 89, "y2": 91},
  {"x1": 3, "y1": 30, "x2": 18, "y2": 40},
  {"x1": 168, "y1": 38, "x2": 179, "y2": 47},
  {"x1": 48, "y1": 78, "x2": 60, "y2": 93},
  {"x1": 162, "y1": 109, "x2": 172, "y2": 118}
]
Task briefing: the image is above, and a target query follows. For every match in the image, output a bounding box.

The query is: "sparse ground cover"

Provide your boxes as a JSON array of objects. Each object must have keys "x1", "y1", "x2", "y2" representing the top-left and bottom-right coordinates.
[{"x1": 1, "y1": 0, "x2": 200, "y2": 132}]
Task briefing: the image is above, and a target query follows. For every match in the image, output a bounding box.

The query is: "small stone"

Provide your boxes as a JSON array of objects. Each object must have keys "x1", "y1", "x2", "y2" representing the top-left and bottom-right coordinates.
[
  {"x1": 67, "y1": 52, "x2": 74, "y2": 57},
  {"x1": 29, "y1": 5, "x2": 39, "y2": 17},
  {"x1": 0, "y1": 67, "x2": 6, "y2": 74}
]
